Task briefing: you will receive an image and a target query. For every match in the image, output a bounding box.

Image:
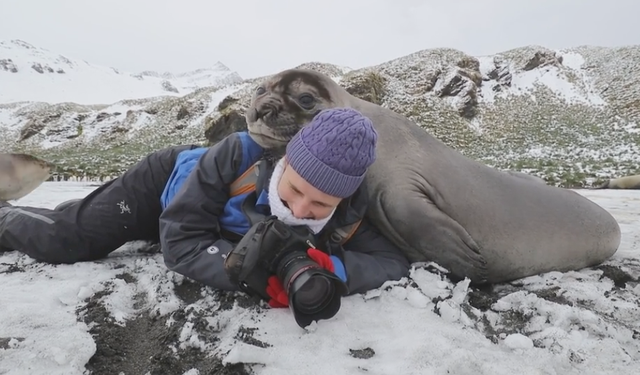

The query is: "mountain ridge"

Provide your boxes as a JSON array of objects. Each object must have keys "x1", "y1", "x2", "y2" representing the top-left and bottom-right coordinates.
[
  {"x1": 0, "y1": 39, "x2": 243, "y2": 105},
  {"x1": 1, "y1": 41, "x2": 639, "y2": 188}
]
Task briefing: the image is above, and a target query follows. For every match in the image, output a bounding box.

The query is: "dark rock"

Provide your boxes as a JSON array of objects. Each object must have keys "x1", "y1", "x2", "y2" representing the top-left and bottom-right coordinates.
[
  {"x1": 95, "y1": 112, "x2": 111, "y2": 122},
  {"x1": 19, "y1": 119, "x2": 46, "y2": 141},
  {"x1": 161, "y1": 80, "x2": 179, "y2": 93},
  {"x1": 434, "y1": 67, "x2": 480, "y2": 119},
  {"x1": 19, "y1": 113, "x2": 62, "y2": 141},
  {"x1": 523, "y1": 50, "x2": 563, "y2": 71},
  {"x1": 74, "y1": 114, "x2": 88, "y2": 122},
  {"x1": 217, "y1": 95, "x2": 239, "y2": 112},
  {"x1": 423, "y1": 68, "x2": 441, "y2": 92},
  {"x1": 204, "y1": 110, "x2": 248, "y2": 146},
  {"x1": 456, "y1": 56, "x2": 481, "y2": 72},
  {"x1": 342, "y1": 71, "x2": 388, "y2": 105},
  {"x1": 0, "y1": 337, "x2": 25, "y2": 349},
  {"x1": 176, "y1": 105, "x2": 189, "y2": 121},
  {"x1": 31, "y1": 63, "x2": 44, "y2": 74},
  {"x1": 0, "y1": 58, "x2": 18, "y2": 73},
  {"x1": 349, "y1": 347, "x2": 375, "y2": 359},
  {"x1": 487, "y1": 57, "x2": 513, "y2": 92}
]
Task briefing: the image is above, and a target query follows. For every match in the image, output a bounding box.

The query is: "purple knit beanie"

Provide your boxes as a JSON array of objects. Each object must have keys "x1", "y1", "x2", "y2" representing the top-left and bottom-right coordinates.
[{"x1": 285, "y1": 108, "x2": 378, "y2": 198}]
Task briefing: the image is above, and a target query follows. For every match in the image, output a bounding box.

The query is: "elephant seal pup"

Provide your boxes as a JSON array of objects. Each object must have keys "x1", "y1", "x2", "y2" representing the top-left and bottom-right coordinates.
[
  {"x1": 0, "y1": 153, "x2": 55, "y2": 201},
  {"x1": 245, "y1": 68, "x2": 621, "y2": 284},
  {"x1": 594, "y1": 175, "x2": 640, "y2": 189}
]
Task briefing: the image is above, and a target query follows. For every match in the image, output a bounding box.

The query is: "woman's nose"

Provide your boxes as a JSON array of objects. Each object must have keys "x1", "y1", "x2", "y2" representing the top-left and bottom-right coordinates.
[{"x1": 289, "y1": 201, "x2": 311, "y2": 219}]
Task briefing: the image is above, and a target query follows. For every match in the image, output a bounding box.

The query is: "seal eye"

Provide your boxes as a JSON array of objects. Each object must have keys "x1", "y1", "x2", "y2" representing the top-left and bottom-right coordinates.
[
  {"x1": 298, "y1": 94, "x2": 315, "y2": 109},
  {"x1": 256, "y1": 86, "x2": 266, "y2": 95}
]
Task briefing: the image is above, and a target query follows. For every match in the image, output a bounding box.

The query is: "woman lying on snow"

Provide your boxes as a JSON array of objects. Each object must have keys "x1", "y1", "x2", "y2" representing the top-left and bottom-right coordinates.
[{"x1": 0, "y1": 108, "x2": 409, "y2": 327}]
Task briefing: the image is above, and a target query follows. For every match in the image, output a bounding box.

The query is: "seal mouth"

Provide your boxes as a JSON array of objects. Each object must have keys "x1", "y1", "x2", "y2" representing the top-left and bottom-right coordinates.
[
  {"x1": 247, "y1": 123, "x2": 293, "y2": 150},
  {"x1": 248, "y1": 129, "x2": 284, "y2": 142},
  {"x1": 248, "y1": 117, "x2": 299, "y2": 140}
]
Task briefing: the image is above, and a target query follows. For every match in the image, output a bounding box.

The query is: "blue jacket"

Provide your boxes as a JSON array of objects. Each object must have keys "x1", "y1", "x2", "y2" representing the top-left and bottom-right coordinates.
[{"x1": 158, "y1": 131, "x2": 410, "y2": 295}]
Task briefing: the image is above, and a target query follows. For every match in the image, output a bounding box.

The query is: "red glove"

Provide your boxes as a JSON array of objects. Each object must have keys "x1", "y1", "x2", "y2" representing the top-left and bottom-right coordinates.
[
  {"x1": 307, "y1": 248, "x2": 334, "y2": 272},
  {"x1": 307, "y1": 248, "x2": 347, "y2": 282},
  {"x1": 266, "y1": 275, "x2": 289, "y2": 308}
]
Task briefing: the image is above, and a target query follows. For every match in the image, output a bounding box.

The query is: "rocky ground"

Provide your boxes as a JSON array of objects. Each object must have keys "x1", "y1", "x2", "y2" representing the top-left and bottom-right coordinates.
[
  {"x1": 78, "y1": 274, "x2": 254, "y2": 375},
  {"x1": 1, "y1": 231, "x2": 638, "y2": 375},
  {"x1": 4, "y1": 236, "x2": 634, "y2": 375},
  {"x1": 66, "y1": 257, "x2": 639, "y2": 374}
]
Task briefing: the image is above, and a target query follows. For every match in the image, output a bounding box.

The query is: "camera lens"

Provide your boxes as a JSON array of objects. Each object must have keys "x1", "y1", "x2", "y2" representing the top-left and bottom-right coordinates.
[
  {"x1": 292, "y1": 275, "x2": 335, "y2": 314},
  {"x1": 277, "y1": 252, "x2": 337, "y2": 313},
  {"x1": 276, "y1": 251, "x2": 348, "y2": 327}
]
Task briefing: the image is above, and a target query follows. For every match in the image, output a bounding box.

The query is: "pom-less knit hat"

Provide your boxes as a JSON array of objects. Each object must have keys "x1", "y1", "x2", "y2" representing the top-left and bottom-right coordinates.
[{"x1": 285, "y1": 108, "x2": 378, "y2": 198}]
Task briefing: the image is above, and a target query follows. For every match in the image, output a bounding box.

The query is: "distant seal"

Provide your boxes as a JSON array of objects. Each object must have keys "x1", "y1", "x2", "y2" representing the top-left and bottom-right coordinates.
[
  {"x1": 0, "y1": 153, "x2": 55, "y2": 201},
  {"x1": 249, "y1": 68, "x2": 621, "y2": 284},
  {"x1": 594, "y1": 175, "x2": 640, "y2": 189}
]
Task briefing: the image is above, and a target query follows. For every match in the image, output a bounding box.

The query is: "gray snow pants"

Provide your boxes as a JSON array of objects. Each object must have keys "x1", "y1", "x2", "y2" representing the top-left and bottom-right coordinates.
[{"x1": 0, "y1": 144, "x2": 199, "y2": 264}]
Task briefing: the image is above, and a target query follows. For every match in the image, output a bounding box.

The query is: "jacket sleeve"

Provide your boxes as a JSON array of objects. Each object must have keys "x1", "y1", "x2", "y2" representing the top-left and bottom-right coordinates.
[
  {"x1": 338, "y1": 217, "x2": 411, "y2": 296},
  {"x1": 158, "y1": 133, "x2": 245, "y2": 291}
]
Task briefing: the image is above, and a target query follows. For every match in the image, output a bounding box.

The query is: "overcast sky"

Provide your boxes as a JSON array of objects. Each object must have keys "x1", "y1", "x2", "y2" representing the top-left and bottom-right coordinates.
[{"x1": 1, "y1": 0, "x2": 638, "y2": 79}]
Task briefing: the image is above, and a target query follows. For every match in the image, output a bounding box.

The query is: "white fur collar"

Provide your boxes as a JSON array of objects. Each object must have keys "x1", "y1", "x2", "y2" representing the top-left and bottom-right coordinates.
[{"x1": 267, "y1": 158, "x2": 335, "y2": 234}]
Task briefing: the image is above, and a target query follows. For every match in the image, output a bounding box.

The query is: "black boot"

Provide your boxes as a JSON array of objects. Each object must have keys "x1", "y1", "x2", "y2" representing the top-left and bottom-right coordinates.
[{"x1": 0, "y1": 200, "x2": 12, "y2": 253}]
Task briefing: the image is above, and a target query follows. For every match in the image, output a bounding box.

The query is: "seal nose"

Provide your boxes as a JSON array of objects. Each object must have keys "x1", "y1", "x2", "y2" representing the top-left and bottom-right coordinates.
[
  {"x1": 256, "y1": 105, "x2": 273, "y2": 119},
  {"x1": 257, "y1": 105, "x2": 275, "y2": 120}
]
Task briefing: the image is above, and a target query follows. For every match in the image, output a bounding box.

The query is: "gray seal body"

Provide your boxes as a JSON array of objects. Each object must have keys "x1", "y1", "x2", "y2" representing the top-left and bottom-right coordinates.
[
  {"x1": 352, "y1": 98, "x2": 621, "y2": 283},
  {"x1": 594, "y1": 175, "x2": 640, "y2": 189},
  {"x1": 245, "y1": 68, "x2": 622, "y2": 284}
]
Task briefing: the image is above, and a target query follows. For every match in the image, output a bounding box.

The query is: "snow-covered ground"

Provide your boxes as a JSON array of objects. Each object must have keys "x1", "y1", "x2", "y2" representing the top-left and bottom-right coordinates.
[{"x1": 0, "y1": 182, "x2": 639, "y2": 375}]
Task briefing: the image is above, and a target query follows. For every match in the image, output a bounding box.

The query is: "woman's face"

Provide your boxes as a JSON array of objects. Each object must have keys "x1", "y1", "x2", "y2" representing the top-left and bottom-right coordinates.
[{"x1": 277, "y1": 161, "x2": 342, "y2": 220}]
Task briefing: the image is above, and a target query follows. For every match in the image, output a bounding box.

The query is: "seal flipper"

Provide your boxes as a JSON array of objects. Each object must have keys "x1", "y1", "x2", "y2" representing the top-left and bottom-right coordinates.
[{"x1": 368, "y1": 188, "x2": 489, "y2": 284}]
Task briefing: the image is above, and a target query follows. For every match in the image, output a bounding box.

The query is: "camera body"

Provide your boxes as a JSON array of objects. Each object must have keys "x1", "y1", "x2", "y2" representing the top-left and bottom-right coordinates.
[{"x1": 224, "y1": 216, "x2": 348, "y2": 328}]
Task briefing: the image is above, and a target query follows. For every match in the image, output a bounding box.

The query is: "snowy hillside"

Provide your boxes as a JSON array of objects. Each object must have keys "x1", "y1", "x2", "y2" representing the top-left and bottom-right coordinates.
[
  {"x1": 0, "y1": 40, "x2": 243, "y2": 105},
  {"x1": 1, "y1": 43, "x2": 639, "y2": 187}
]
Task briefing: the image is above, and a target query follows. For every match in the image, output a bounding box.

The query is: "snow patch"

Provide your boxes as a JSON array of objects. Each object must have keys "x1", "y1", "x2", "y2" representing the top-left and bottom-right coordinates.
[
  {"x1": 560, "y1": 52, "x2": 586, "y2": 70},
  {"x1": 477, "y1": 52, "x2": 606, "y2": 107},
  {"x1": 512, "y1": 66, "x2": 604, "y2": 106},
  {"x1": 189, "y1": 83, "x2": 248, "y2": 128},
  {"x1": 0, "y1": 39, "x2": 243, "y2": 105}
]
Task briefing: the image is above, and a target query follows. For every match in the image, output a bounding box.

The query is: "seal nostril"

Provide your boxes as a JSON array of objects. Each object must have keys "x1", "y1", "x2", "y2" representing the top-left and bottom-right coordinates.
[
  {"x1": 257, "y1": 104, "x2": 277, "y2": 120},
  {"x1": 257, "y1": 107, "x2": 269, "y2": 120}
]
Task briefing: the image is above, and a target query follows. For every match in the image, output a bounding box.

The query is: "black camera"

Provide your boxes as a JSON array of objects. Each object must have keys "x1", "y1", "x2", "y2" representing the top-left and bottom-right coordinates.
[{"x1": 224, "y1": 216, "x2": 348, "y2": 328}]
